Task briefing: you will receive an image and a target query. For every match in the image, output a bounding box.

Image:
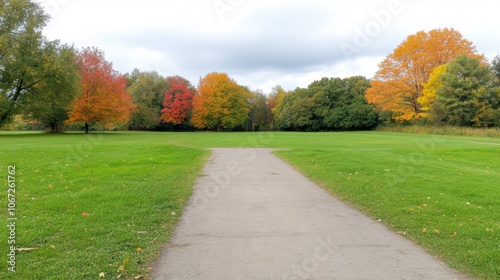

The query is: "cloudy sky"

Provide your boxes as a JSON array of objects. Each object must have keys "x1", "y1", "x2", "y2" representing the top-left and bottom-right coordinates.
[{"x1": 41, "y1": 0, "x2": 500, "y2": 93}]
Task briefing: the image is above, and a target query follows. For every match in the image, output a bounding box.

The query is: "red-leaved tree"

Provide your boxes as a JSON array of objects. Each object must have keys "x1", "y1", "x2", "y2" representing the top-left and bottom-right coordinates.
[
  {"x1": 66, "y1": 47, "x2": 136, "y2": 133},
  {"x1": 160, "y1": 84, "x2": 194, "y2": 126}
]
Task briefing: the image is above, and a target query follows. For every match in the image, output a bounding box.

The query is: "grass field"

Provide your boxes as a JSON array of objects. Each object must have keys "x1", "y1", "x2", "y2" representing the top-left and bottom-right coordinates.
[{"x1": 1, "y1": 131, "x2": 499, "y2": 279}]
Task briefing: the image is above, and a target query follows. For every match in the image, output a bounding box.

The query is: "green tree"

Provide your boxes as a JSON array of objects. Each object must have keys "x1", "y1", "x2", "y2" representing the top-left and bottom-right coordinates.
[
  {"x1": 491, "y1": 55, "x2": 500, "y2": 86},
  {"x1": 126, "y1": 69, "x2": 168, "y2": 130},
  {"x1": 0, "y1": 0, "x2": 50, "y2": 126},
  {"x1": 245, "y1": 90, "x2": 271, "y2": 131},
  {"x1": 275, "y1": 87, "x2": 315, "y2": 131},
  {"x1": 276, "y1": 76, "x2": 378, "y2": 131},
  {"x1": 21, "y1": 43, "x2": 80, "y2": 132},
  {"x1": 433, "y1": 54, "x2": 498, "y2": 127},
  {"x1": 312, "y1": 76, "x2": 378, "y2": 130}
]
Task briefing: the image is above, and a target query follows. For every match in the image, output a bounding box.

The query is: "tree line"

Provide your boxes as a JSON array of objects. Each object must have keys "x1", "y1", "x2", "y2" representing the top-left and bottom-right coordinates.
[{"x1": 2, "y1": 1, "x2": 499, "y2": 133}]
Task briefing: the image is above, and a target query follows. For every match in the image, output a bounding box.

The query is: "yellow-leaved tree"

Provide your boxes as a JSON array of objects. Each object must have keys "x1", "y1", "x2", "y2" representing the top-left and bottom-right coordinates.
[
  {"x1": 192, "y1": 72, "x2": 249, "y2": 131},
  {"x1": 418, "y1": 64, "x2": 447, "y2": 118}
]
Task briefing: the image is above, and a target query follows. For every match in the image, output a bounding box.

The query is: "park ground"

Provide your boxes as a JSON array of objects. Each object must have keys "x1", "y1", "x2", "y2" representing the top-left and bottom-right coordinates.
[{"x1": 0, "y1": 131, "x2": 499, "y2": 279}]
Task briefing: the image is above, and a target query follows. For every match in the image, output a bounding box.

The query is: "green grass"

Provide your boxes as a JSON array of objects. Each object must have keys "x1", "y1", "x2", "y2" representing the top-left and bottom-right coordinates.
[
  {"x1": 1, "y1": 131, "x2": 499, "y2": 279},
  {"x1": 0, "y1": 132, "x2": 210, "y2": 279}
]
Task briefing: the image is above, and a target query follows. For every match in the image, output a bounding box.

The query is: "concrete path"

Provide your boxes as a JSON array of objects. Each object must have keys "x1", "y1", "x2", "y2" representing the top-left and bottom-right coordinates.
[{"x1": 151, "y1": 148, "x2": 469, "y2": 280}]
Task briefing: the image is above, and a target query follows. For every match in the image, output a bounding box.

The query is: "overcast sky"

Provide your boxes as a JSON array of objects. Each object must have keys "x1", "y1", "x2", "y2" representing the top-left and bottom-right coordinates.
[{"x1": 41, "y1": 0, "x2": 500, "y2": 93}]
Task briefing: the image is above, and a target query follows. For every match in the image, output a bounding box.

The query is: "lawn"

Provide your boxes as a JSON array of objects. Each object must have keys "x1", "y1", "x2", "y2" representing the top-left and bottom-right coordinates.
[{"x1": 1, "y1": 131, "x2": 499, "y2": 279}]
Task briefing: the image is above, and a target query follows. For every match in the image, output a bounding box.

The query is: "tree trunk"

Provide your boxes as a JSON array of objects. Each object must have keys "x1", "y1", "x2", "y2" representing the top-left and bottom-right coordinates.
[
  {"x1": 85, "y1": 123, "x2": 89, "y2": 134},
  {"x1": 0, "y1": 80, "x2": 24, "y2": 126}
]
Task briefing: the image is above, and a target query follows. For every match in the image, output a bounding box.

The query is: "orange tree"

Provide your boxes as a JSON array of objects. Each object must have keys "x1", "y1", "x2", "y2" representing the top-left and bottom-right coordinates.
[
  {"x1": 67, "y1": 47, "x2": 136, "y2": 134},
  {"x1": 366, "y1": 28, "x2": 483, "y2": 122},
  {"x1": 191, "y1": 72, "x2": 249, "y2": 131}
]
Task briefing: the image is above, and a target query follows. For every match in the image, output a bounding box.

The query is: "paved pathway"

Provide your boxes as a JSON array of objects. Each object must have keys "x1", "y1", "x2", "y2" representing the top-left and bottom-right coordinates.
[{"x1": 151, "y1": 148, "x2": 469, "y2": 280}]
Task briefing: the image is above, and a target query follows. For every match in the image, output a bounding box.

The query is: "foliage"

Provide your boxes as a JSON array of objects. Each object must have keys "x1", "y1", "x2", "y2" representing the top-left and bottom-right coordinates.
[
  {"x1": 275, "y1": 76, "x2": 379, "y2": 131},
  {"x1": 433, "y1": 55, "x2": 499, "y2": 127},
  {"x1": 418, "y1": 64, "x2": 447, "y2": 119},
  {"x1": 21, "y1": 43, "x2": 81, "y2": 132},
  {"x1": 491, "y1": 55, "x2": 500, "y2": 86},
  {"x1": 267, "y1": 85, "x2": 287, "y2": 129},
  {"x1": 366, "y1": 28, "x2": 482, "y2": 122},
  {"x1": 191, "y1": 72, "x2": 249, "y2": 131},
  {"x1": 66, "y1": 47, "x2": 136, "y2": 134},
  {"x1": 244, "y1": 90, "x2": 272, "y2": 131},
  {"x1": 274, "y1": 87, "x2": 313, "y2": 130},
  {"x1": 161, "y1": 83, "x2": 194, "y2": 126},
  {"x1": 126, "y1": 70, "x2": 167, "y2": 130},
  {"x1": 0, "y1": 0, "x2": 50, "y2": 126},
  {"x1": 166, "y1": 75, "x2": 196, "y2": 95}
]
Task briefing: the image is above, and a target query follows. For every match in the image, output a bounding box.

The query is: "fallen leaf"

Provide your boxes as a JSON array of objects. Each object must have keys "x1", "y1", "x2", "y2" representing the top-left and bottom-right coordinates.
[
  {"x1": 136, "y1": 247, "x2": 142, "y2": 252},
  {"x1": 99, "y1": 272, "x2": 105, "y2": 278},
  {"x1": 137, "y1": 231, "x2": 148, "y2": 234},
  {"x1": 16, "y1": 248, "x2": 39, "y2": 252},
  {"x1": 433, "y1": 229, "x2": 440, "y2": 234},
  {"x1": 466, "y1": 202, "x2": 471, "y2": 205},
  {"x1": 82, "y1": 212, "x2": 89, "y2": 217},
  {"x1": 118, "y1": 265, "x2": 125, "y2": 272},
  {"x1": 450, "y1": 232, "x2": 457, "y2": 238},
  {"x1": 422, "y1": 228, "x2": 427, "y2": 233},
  {"x1": 134, "y1": 276, "x2": 145, "y2": 280}
]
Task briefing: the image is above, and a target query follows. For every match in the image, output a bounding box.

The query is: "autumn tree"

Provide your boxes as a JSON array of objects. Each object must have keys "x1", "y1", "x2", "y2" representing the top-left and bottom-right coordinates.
[
  {"x1": 166, "y1": 76, "x2": 196, "y2": 95},
  {"x1": 267, "y1": 85, "x2": 287, "y2": 130},
  {"x1": 366, "y1": 28, "x2": 483, "y2": 122},
  {"x1": 126, "y1": 70, "x2": 167, "y2": 130},
  {"x1": 67, "y1": 47, "x2": 136, "y2": 134},
  {"x1": 418, "y1": 64, "x2": 447, "y2": 119},
  {"x1": 433, "y1": 54, "x2": 498, "y2": 127},
  {"x1": 161, "y1": 83, "x2": 194, "y2": 126},
  {"x1": 191, "y1": 72, "x2": 249, "y2": 131}
]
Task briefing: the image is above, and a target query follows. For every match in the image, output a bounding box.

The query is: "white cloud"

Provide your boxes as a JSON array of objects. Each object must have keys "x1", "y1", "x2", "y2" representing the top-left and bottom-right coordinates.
[{"x1": 41, "y1": 0, "x2": 500, "y2": 92}]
